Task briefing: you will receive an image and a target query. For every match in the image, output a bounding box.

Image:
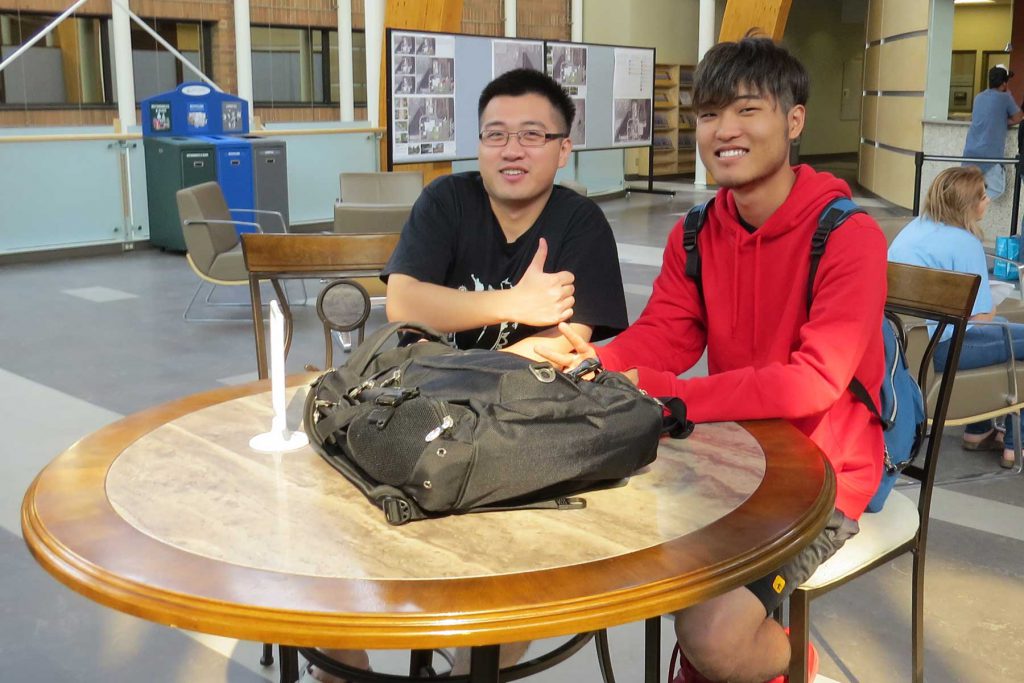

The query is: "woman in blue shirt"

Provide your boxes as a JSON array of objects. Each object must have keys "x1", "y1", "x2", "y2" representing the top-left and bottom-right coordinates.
[{"x1": 889, "y1": 166, "x2": 1020, "y2": 468}]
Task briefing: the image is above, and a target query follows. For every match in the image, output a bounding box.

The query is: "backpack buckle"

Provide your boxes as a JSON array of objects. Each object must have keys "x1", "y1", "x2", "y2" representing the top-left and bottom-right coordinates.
[
  {"x1": 373, "y1": 387, "x2": 420, "y2": 407},
  {"x1": 566, "y1": 357, "x2": 602, "y2": 381},
  {"x1": 381, "y1": 496, "x2": 413, "y2": 525}
]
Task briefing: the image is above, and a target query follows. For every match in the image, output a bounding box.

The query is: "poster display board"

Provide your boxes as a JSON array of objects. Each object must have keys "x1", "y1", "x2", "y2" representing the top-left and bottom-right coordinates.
[{"x1": 387, "y1": 30, "x2": 654, "y2": 167}]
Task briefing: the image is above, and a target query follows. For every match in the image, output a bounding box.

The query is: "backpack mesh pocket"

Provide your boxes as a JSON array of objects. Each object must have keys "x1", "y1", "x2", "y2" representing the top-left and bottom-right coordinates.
[{"x1": 345, "y1": 397, "x2": 447, "y2": 485}]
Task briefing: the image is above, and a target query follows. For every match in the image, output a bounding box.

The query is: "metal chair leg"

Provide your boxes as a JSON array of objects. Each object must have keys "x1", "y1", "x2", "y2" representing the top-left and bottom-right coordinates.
[
  {"x1": 644, "y1": 617, "x2": 660, "y2": 683},
  {"x1": 787, "y1": 590, "x2": 811, "y2": 683},
  {"x1": 912, "y1": 549, "x2": 926, "y2": 683},
  {"x1": 260, "y1": 642, "x2": 274, "y2": 666},
  {"x1": 279, "y1": 645, "x2": 301, "y2": 683},
  {"x1": 594, "y1": 629, "x2": 617, "y2": 683}
]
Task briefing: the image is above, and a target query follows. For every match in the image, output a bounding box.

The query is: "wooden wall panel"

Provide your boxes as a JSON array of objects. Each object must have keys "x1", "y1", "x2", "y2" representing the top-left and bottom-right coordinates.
[
  {"x1": 864, "y1": 44, "x2": 880, "y2": 92},
  {"x1": 881, "y1": 0, "x2": 929, "y2": 38},
  {"x1": 871, "y1": 145, "x2": 917, "y2": 208},
  {"x1": 874, "y1": 96, "x2": 924, "y2": 151},
  {"x1": 877, "y1": 37, "x2": 928, "y2": 92},
  {"x1": 859, "y1": 142, "x2": 876, "y2": 192},
  {"x1": 719, "y1": 0, "x2": 793, "y2": 41},
  {"x1": 866, "y1": 0, "x2": 883, "y2": 43},
  {"x1": 861, "y1": 94, "x2": 878, "y2": 142}
]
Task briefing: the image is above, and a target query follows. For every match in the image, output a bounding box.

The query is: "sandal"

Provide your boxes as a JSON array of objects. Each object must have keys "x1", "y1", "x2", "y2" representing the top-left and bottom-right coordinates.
[{"x1": 962, "y1": 430, "x2": 1004, "y2": 452}]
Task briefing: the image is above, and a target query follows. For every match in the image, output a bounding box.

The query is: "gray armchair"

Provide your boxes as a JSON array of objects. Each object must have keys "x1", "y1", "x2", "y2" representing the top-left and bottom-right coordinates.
[{"x1": 333, "y1": 171, "x2": 424, "y2": 237}]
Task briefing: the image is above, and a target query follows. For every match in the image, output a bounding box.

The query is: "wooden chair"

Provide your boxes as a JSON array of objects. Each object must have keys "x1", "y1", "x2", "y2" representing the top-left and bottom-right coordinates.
[
  {"x1": 787, "y1": 262, "x2": 980, "y2": 683},
  {"x1": 241, "y1": 232, "x2": 399, "y2": 379}
]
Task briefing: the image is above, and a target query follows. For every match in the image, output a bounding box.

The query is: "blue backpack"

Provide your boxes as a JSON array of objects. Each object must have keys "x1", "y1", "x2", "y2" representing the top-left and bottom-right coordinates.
[{"x1": 682, "y1": 197, "x2": 926, "y2": 512}]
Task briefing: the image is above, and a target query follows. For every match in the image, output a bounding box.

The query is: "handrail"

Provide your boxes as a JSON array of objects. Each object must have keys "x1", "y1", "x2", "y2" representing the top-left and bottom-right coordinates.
[{"x1": 0, "y1": 126, "x2": 384, "y2": 145}]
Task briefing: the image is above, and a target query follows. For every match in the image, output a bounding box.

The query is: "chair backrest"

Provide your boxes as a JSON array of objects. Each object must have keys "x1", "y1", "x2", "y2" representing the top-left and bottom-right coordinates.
[
  {"x1": 333, "y1": 204, "x2": 412, "y2": 234},
  {"x1": 339, "y1": 171, "x2": 424, "y2": 204},
  {"x1": 176, "y1": 182, "x2": 238, "y2": 274},
  {"x1": 242, "y1": 233, "x2": 399, "y2": 275},
  {"x1": 885, "y1": 263, "x2": 978, "y2": 533},
  {"x1": 241, "y1": 233, "x2": 401, "y2": 377}
]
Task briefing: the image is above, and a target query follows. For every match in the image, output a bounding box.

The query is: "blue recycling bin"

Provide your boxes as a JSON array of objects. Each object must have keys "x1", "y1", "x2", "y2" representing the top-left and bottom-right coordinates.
[{"x1": 200, "y1": 136, "x2": 256, "y2": 233}]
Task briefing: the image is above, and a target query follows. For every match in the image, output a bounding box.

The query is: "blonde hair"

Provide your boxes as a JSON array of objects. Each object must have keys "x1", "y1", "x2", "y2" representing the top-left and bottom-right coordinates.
[{"x1": 922, "y1": 166, "x2": 987, "y2": 238}]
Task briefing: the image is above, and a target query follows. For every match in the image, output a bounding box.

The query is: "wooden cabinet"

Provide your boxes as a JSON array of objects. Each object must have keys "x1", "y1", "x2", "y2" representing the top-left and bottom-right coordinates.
[{"x1": 627, "y1": 63, "x2": 696, "y2": 178}]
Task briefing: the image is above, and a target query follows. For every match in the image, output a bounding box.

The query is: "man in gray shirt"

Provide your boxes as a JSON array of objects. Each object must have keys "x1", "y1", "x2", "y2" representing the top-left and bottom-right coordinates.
[{"x1": 963, "y1": 64, "x2": 1024, "y2": 199}]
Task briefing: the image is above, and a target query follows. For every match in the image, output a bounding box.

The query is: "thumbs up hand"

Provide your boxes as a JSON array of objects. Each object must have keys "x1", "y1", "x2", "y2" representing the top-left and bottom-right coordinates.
[{"x1": 506, "y1": 238, "x2": 576, "y2": 326}]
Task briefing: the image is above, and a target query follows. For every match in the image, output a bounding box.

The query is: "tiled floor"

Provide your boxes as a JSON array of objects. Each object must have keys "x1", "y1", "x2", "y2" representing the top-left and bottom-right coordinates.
[{"x1": 2, "y1": 169, "x2": 1021, "y2": 682}]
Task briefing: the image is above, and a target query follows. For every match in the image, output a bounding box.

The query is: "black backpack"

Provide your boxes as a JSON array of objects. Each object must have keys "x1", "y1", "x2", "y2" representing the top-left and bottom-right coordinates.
[
  {"x1": 683, "y1": 198, "x2": 926, "y2": 511},
  {"x1": 304, "y1": 322, "x2": 694, "y2": 525}
]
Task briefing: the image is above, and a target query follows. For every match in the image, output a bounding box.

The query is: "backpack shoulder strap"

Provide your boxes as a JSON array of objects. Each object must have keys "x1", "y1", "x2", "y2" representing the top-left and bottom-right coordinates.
[
  {"x1": 806, "y1": 197, "x2": 866, "y2": 312},
  {"x1": 806, "y1": 198, "x2": 879, "y2": 419},
  {"x1": 682, "y1": 198, "x2": 713, "y2": 300}
]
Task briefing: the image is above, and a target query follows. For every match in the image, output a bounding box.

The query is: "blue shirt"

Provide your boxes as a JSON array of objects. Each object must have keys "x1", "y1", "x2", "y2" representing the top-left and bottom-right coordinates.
[
  {"x1": 888, "y1": 216, "x2": 992, "y2": 340},
  {"x1": 963, "y1": 89, "x2": 1020, "y2": 172}
]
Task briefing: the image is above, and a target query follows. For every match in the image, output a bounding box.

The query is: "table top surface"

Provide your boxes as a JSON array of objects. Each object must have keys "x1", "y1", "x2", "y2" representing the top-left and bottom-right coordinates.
[{"x1": 22, "y1": 374, "x2": 835, "y2": 649}]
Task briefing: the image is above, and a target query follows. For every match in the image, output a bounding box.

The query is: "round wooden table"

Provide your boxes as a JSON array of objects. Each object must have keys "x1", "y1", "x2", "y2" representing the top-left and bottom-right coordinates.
[{"x1": 22, "y1": 375, "x2": 835, "y2": 682}]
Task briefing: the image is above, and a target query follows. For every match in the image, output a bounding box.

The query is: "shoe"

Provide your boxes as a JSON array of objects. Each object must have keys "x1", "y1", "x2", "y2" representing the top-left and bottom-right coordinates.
[
  {"x1": 667, "y1": 633, "x2": 818, "y2": 683},
  {"x1": 962, "y1": 429, "x2": 1004, "y2": 452},
  {"x1": 1001, "y1": 448, "x2": 1016, "y2": 469}
]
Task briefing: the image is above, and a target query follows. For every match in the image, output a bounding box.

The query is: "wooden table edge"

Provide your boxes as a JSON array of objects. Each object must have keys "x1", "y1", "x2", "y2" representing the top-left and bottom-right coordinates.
[{"x1": 21, "y1": 379, "x2": 836, "y2": 649}]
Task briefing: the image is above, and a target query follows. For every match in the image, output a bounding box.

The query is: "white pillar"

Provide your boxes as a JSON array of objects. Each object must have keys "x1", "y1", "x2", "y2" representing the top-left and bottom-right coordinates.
[
  {"x1": 337, "y1": 0, "x2": 355, "y2": 121},
  {"x1": 505, "y1": 0, "x2": 517, "y2": 38},
  {"x1": 571, "y1": 0, "x2": 583, "y2": 43},
  {"x1": 364, "y1": 0, "x2": 385, "y2": 127},
  {"x1": 111, "y1": 0, "x2": 136, "y2": 127},
  {"x1": 234, "y1": 0, "x2": 254, "y2": 122},
  {"x1": 693, "y1": 0, "x2": 715, "y2": 188}
]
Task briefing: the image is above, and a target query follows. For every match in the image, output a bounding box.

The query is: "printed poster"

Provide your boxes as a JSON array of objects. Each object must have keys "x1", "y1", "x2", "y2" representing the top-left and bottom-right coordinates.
[
  {"x1": 392, "y1": 32, "x2": 457, "y2": 162},
  {"x1": 546, "y1": 43, "x2": 588, "y2": 148},
  {"x1": 612, "y1": 48, "x2": 654, "y2": 147},
  {"x1": 492, "y1": 40, "x2": 544, "y2": 77}
]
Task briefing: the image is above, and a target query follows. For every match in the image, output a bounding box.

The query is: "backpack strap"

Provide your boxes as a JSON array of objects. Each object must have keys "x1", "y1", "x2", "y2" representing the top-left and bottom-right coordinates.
[
  {"x1": 682, "y1": 199, "x2": 713, "y2": 299},
  {"x1": 806, "y1": 198, "x2": 881, "y2": 422},
  {"x1": 806, "y1": 197, "x2": 866, "y2": 312}
]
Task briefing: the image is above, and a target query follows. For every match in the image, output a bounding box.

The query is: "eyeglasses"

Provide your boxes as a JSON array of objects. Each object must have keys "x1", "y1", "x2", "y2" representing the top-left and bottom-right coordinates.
[{"x1": 479, "y1": 129, "x2": 568, "y2": 147}]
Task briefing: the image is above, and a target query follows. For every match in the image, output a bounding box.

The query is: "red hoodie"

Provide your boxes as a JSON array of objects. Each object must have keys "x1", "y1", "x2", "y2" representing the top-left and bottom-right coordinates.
[{"x1": 599, "y1": 166, "x2": 887, "y2": 519}]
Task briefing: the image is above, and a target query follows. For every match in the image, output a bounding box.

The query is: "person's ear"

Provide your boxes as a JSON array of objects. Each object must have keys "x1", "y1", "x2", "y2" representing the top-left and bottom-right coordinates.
[
  {"x1": 557, "y1": 137, "x2": 573, "y2": 168},
  {"x1": 787, "y1": 104, "x2": 806, "y2": 141}
]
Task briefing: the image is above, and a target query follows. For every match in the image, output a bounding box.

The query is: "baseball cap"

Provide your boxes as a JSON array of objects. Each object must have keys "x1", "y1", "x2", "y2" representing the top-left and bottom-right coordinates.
[{"x1": 990, "y1": 64, "x2": 1014, "y2": 87}]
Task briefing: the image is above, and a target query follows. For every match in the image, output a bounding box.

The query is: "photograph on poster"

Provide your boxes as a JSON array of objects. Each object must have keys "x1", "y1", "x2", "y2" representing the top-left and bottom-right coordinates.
[
  {"x1": 222, "y1": 101, "x2": 243, "y2": 132},
  {"x1": 416, "y1": 37, "x2": 435, "y2": 55},
  {"x1": 613, "y1": 98, "x2": 651, "y2": 144},
  {"x1": 395, "y1": 56, "x2": 415, "y2": 75},
  {"x1": 492, "y1": 40, "x2": 544, "y2": 77},
  {"x1": 570, "y1": 98, "x2": 586, "y2": 147},
  {"x1": 396, "y1": 76, "x2": 416, "y2": 94},
  {"x1": 395, "y1": 34, "x2": 414, "y2": 54},
  {"x1": 417, "y1": 57, "x2": 454, "y2": 94},
  {"x1": 550, "y1": 46, "x2": 588, "y2": 86},
  {"x1": 409, "y1": 97, "x2": 455, "y2": 143}
]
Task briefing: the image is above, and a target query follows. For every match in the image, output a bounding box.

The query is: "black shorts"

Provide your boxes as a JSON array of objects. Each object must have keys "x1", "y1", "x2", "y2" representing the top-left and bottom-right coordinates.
[{"x1": 746, "y1": 509, "x2": 860, "y2": 614}]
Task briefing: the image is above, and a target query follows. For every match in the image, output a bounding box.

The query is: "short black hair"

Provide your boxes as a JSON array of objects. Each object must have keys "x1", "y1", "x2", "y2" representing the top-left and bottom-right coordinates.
[
  {"x1": 693, "y1": 35, "x2": 809, "y2": 113},
  {"x1": 478, "y1": 68, "x2": 575, "y2": 132},
  {"x1": 989, "y1": 65, "x2": 1012, "y2": 89}
]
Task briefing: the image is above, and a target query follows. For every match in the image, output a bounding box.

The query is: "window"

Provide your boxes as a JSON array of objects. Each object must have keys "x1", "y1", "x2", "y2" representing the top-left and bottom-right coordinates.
[
  {"x1": 0, "y1": 13, "x2": 107, "y2": 106},
  {"x1": 252, "y1": 26, "x2": 366, "y2": 107},
  {"x1": 118, "y1": 19, "x2": 211, "y2": 103},
  {"x1": 1, "y1": 12, "x2": 209, "y2": 107}
]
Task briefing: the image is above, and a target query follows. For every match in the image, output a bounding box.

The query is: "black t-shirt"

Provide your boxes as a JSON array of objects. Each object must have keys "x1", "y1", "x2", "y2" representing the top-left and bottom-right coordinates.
[{"x1": 382, "y1": 172, "x2": 628, "y2": 350}]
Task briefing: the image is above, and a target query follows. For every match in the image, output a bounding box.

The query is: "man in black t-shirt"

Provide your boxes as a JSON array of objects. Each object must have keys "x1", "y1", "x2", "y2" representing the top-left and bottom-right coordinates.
[{"x1": 383, "y1": 68, "x2": 627, "y2": 359}]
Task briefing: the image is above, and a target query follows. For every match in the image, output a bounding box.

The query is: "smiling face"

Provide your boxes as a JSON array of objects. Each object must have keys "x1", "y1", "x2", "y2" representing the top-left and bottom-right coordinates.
[
  {"x1": 696, "y1": 88, "x2": 804, "y2": 193},
  {"x1": 478, "y1": 93, "x2": 572, "y2": 218}
]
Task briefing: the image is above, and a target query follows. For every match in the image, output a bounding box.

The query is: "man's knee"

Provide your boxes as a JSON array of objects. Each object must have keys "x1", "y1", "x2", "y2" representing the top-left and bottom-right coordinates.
[{"x1": 673, "y1": 589, "x2": 768, "y2": 680}]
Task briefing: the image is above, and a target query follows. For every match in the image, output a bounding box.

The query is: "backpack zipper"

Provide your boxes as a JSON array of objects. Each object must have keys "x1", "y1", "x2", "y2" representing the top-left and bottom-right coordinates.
[{"x1": 425, "y1": 402, "x2": 454, "y2": 442}]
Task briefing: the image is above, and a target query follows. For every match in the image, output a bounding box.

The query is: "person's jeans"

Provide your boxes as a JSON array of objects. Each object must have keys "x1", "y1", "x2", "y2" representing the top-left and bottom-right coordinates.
[
  {"x1": 935, "y1": 318, "x2": 1024, "y2": 448},
  {"x1": 983, "y1": 163, "x2": 1006, "y2": 200}
]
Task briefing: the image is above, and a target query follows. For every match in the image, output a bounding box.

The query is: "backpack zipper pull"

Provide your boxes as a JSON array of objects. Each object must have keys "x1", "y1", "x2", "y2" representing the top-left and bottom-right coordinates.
[{"x1": 425, "y1": 414, "x2": 454, "y2": 442}]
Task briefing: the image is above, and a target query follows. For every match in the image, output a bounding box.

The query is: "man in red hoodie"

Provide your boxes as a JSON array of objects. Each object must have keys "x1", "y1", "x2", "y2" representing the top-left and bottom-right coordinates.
[{"x1": 539, "y1": 37, "x2": 887, "y2": 683}]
